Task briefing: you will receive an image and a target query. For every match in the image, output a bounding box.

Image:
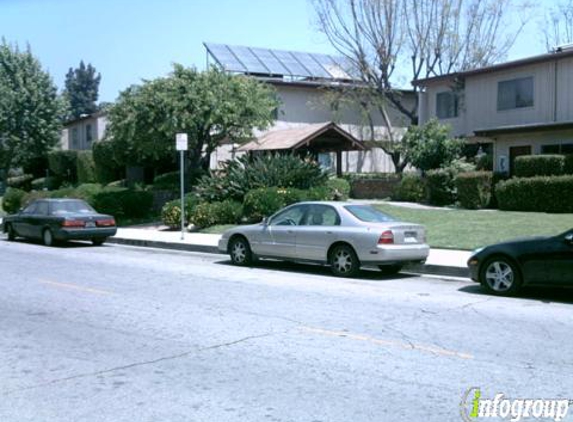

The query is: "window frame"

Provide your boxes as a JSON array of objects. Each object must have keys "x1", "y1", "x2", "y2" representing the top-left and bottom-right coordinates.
[
  {"x1": 497, "y1": 76, "x2": 534, "y2": 111},
  {"x1": 436, "y1": 91, "x2": 459, "y2": 119}
]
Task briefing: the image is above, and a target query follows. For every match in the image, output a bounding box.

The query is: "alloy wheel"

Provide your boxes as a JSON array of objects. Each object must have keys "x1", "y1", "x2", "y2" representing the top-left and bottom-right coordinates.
[{"x1": 484, "y1": 260, "x2": 514, "y2": 292}]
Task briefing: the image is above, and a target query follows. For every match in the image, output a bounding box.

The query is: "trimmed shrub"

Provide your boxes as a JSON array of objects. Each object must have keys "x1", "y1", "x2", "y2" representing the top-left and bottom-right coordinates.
[
  {"x1": 196, "y1": 154, "x2": 328, "y2": 203},
  {"x1": 455, "y1": 171, "x2": 493, "y2": 209},
  {"x1": 189, "y1": 200, "x2": 244, "y2": 228},
  {"x1": 514, "y1": 155, "x2": 565, "y2": 178},
  {"x1": 105, "y1": 179, "x2": 126, "y2": 188},
  {"x1": 426, "y1": 169, "x2": 455, "y2": 206},
  {"x1": 243, "y1": 187, "x2": 307, "y2": 221},
  {"x1": 2, "y1": 188, "x2": 27, "y2": 213},
  {"x1": 48, "y1": 150, "x2": 78, "y2": 183},
  {"x1": 496, "y1": 175, "x2": 573, "y2": 213},
  {"x1": 161, "y1": 194, "x2": 201, "y2": 229},
  {"x1": 93, "y1": 140, "x2": 122, "y2": 184},
  {"x1": 393, "y1": 173, "x2": 426, "y2": 202},
  {"x1": 92, "y1": 188, "x2": 154, "y2": 218},
  {"x1": 565, "y1": 155, "x2": 573, "y2": 175},
  {"x1": 30, "y1": 176, "x2": 60, "y2": 191},
  {"x1": 325, "y1": 178, "x2": 351, "y2": 200},
  {"x1": 7, "y1": 174, "x2": 34, "y2": 191},
  {"x1": 77, "y1": 151, "x2": 97, "y2": 183},
  {"x1": 74, "y1": 183, "x2": 104, "y2": 203},
  {"x1": 153, "y1": 171, "x2": 180, "y2": 191}
]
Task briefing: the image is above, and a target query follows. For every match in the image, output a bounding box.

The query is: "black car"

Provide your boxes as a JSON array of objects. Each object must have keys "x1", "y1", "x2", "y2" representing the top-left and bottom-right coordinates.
[
  {"x1": 2, "y1": 198, "x2": 117, "y2": 246},
  {"x1": 467, "y1": 229, "x2": 573, "y2": 295}
]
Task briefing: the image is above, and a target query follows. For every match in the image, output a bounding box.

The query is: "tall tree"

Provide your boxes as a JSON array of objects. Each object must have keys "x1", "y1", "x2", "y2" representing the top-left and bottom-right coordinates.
[
  {"x1": 312, "y1": 0, "x2": 530, "y2": 171},
  {"x1": 0, "y1": 40, "x2": 63, "y2": 180},
  {"x1": 64, "y1": 60, "x2": 101, "y2": 119},
  {"x1": 105, "y1": 65, "x2": 278, "y2": 178},
  {"x1": 543, "y1": 0, "x2": 573, "y2": 50}
]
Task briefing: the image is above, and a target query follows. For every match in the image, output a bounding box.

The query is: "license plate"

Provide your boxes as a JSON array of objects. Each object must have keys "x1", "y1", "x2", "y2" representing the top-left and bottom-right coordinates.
[
  {"x1": 405, "y1": 231, "x2": 417, "y2": 238},
  {"x1": 85, "y1": 222, "x2": 96, "y2": 228}
]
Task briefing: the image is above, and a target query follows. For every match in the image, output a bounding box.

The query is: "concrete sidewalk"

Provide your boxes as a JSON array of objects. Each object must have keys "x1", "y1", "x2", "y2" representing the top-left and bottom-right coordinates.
[{"x1": 109, "y1": 227, "x2": 472, "y2": 278}]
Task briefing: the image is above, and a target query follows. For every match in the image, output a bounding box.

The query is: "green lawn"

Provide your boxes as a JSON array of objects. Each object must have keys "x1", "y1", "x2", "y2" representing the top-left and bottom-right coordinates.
[
  {"x1": 200, "y1": 224, "x2": 239, "y2": 234},
  {"x1": 374, "y1": 203, "x2": 573, "y2": 251}
]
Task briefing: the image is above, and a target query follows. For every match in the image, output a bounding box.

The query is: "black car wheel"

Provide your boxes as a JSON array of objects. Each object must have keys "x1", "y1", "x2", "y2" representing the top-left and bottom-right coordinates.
[
  {"x1": 92, "y1": 238, "x2": 107, "y2": 246},
  {"x1": 229, "y1": 236, "x2": 253, "y2": 266},
  {"x1": 330, "y1": 244, "x2": 360, "y2": 277},
  {"x1": 42, "y1": 228, "x2": 55, "y2": 247},
  {"x1": 378, "y1": 264, "x2": 403, "y2": 275},
  {"x1": 6, "y1": 224, "x2": 16, "y2": 241},
  {"x1": 480, "y1": 256, "x2": 522, "y2": 296}
]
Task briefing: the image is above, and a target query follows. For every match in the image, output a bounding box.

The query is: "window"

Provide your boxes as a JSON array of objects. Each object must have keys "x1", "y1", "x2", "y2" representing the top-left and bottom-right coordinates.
[
  {"x1": 72, "y1": 128, "x2": 79, "y2": 147},
  {"x1": 270, "y1": 205, "x2": 306, "y2": 226},
  {"x1": 303, "y1": 205, "x2": 340, "y2": 226},
  {"x1": 86, "y1": 124, "x2": 93, "y2": 143},
  {"x1": 497, "y1": 77, "x2": 534, "y2": 111},
  {"x1": 436, "y1": 92, "x2": 458, "y2": 119},
  {"x1": 344, "y1": 205, "x2": 396, "y2": 223},
  {"x1": 36, "y1": 201, "x2": 49, "y2": 216},
  {"x1": 541, "y1": 143, "x2": 573, "y2": 154},
  {"x1": 22, "y1": 202, "x2": 38, "y2": 214}
]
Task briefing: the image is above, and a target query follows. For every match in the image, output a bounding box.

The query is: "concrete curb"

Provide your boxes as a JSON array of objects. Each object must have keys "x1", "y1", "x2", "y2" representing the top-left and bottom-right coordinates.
[{"x1": 109, "y1": 236, "x2": 470, "y2": 279}]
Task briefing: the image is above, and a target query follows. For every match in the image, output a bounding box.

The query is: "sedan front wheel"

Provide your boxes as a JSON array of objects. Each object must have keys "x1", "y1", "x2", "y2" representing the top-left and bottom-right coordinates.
[
  {"x1": 330, "y1": 244, "x2": 360, "y2": 277},
  {"x1": 229, "y1": 236, "x2": 253, "y2": 266},
  {"x1": 480, "y1": 256, "x2": 521, "y2": 296}
]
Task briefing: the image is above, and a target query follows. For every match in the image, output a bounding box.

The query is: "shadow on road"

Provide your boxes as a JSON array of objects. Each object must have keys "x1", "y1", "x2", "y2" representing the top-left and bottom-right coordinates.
[
  {"x1": 3, "y1": 238, "x2": 105, "y2": 249},
  {"x1": 459, "y1": 284, "x2": 573, "y2": 305},
  {"x1": 215, "y1": 258, "x2": 416, "y2": 281}
]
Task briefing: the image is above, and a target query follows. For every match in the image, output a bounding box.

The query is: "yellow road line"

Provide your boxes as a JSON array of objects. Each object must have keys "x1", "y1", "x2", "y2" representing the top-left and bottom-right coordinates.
[
  {"x1": 301, "y1": 326, "x2": 473, "y2": 360},
  {"x1": 39, "y1": 280, "x2": 113, "y2": 296}
]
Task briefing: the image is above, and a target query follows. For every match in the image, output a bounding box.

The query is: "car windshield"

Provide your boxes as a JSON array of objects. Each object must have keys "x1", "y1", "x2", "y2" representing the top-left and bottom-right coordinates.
[
  {"x1": 344, "y1": 205, "x2": 396, "y2": 223},
  {"x1": 51, "y1": 200, "x2": 95, "y2": 214}
]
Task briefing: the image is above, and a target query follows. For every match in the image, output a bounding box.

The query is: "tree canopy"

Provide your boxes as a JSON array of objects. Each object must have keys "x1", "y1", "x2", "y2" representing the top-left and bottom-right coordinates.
[
  {"x1": 105, "y1": 65, "x2": 279, "y2": 176},
  {"x1": 0, "y1": 40, "x2": 63, "y2": 178},
  {"x1": 64, "y1": 60, "x2": 101, "y2": 120}
]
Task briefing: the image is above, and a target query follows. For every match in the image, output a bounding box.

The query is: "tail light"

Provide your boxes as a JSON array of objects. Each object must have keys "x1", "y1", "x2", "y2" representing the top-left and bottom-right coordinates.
[
  {"x1": 378, "y1": 230, "x2": 394, "y2": 244},
  {"x1": 62, "y1": 219, "x2": 85, "y2": 228},
  {"x1": 96, "y1": 219, "x2": 116, "y2": 227}
]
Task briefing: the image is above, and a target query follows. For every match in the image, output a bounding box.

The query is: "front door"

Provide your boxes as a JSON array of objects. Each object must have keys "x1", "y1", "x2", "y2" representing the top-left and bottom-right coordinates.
[
  {"x1": 258, "y1": 204, "x2": 307, "y2": 259},
  {"x1": 14, "y1": 202, "x2": 38, "y2": 237},
  {"x1": 509, "y1": 145, "x2": 531, "y2": 176}
]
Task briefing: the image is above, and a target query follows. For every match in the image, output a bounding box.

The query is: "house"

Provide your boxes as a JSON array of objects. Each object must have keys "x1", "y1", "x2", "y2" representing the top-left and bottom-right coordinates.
[
  {"x1": 414, "y1": 46, "x2": 573, "y2": 174},
  {"x1": 60, "y1": 111, "x2": 107, "y2": 151},
  {"x1": 204, "y1": 42, "x2": 416, "y2": 175}
]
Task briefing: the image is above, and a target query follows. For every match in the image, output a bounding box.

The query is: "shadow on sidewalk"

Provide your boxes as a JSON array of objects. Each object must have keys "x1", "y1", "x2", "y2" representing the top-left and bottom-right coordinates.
[
  {"x1": 459, "y1": 284, "x2": 573, "y2": 305},
  {"x1": 215, "y1": 258, "x2": 416, "y2": 281}
]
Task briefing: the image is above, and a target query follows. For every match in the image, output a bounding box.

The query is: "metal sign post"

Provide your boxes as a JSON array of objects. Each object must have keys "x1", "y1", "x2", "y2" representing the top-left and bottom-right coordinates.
[{"x1": 175, "y1": 133, "x2": 188, "y2": 240}]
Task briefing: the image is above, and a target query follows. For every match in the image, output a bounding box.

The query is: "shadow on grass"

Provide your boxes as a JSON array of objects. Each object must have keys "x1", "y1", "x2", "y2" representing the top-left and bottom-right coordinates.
[
  {"x1": 458, "y1": 284, "x2": 573, "y2": 305},
  {"x1": 215, "y1": 258, "x2": 416, "y2": 282}
]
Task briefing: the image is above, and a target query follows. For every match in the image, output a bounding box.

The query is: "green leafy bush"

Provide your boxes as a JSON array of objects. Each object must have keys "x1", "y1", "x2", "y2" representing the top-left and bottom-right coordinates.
[
  {"x1": 48, "y1": 150, "x2": 78, "y2": 183},
  {"x1": 30, "y1": 176, "x2": 60, "y2": 191},
  {"x1": 161, "y1": 194, "x2": 201, "y2": 229},
  {"x1": 93, "y1": 140, "x2": 123, "y2": 184},
  {"x1": 153, "y1": 171, "x2": 180, "y2": 191},
  {"x1": 7, "y1": 174, "x2": 34, "y2": 191},
  {"x1": 105, "y1": 179, "x2": 126, "y2": 188},
  {"x1": 243, "y1": 187, "x2": 307, "y2": 221},
  {"x1": 92, "y1": 188, "x2": 154, "y2": 218},
  {"x1": 189, "y1": 200, "x2": 243, "y2": 228},
  {"x1": 196, "y1": 154, "x2": 328, "y2": 203},
  {"x1": 2, "y1": 188, "x2": 26, "y2": 213},
  {"x1": 74, "y1": 183, "x2": 104, "y2": 203},
  {"x1": 325, "y1": 178, "x2": 351, "y2": 200},
  {"x1": 565, "y1": 155, "x2": 573, "y2": 175},
  {"x1": 455, "y1": 171, "x2": 493, "y2": 209},
  {"x1": 77, "y1": 151, "x2": 97, "y2": 183},
  {"x1": 496, "y1": 175, "x2": 573, "y2": 213},
  {"x1": 514, "y1": 155, "x2": 565, "y2": 178},
  {"x1": 393, "y1": 173, "x2": 426, "y2": 202},
  {"x1": 426, "y1": 169, "x2": 455, "y2": 206}
]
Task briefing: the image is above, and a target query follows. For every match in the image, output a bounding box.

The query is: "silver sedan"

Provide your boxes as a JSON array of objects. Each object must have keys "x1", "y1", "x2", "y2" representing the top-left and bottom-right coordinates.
[{"x1": 218, "y1": 202, "x2": 429, "y2": 277}]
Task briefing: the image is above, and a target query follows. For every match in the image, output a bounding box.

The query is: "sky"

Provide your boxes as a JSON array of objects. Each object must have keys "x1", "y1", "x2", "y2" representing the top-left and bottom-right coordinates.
[{"x1": 0, "y1": 0, "x2": 561, "y2": 102}]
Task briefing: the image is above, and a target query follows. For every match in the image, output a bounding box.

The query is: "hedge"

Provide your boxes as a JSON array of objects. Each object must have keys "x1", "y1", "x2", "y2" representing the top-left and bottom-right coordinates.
[
  {"x1": 77, "y1": 151, "x2": 97, "y2": 183},
  {"x1": 189, "y1": 200, "x2": 243, "y2": 228},
  {"x1": 91, "y1": 188, "x2": 154, "y2": 218},
  {"x1": 393, "y1": 174, "x2": 426, "y2": 202},
  {"x1": 243, "y1": 187, "x2": 307, "y2": 222},
  {"x1": 2, "y1": 188, "x2": 27, "y2": 214},
  {"x1": 153, "y1": 171, "x2": 180, "y2": 191},
  {"x1": 514, "y1": 155, "x2": 565, "y2": 178},
  {"x1": 426, "y1": 169, "x2": 455, "y2": 206},
  {"x1": 455, "y1": 171, "x2": 493, "y2": 209},
  {"x1": 495, "y1": 175, "x2": 573, "y2": 213},
  {"x1": 48, "y1": 150, "x2": 78, "y2": 182},
  {"x1": 93, "y1": 140, "x2": 122, "y2": 184},
  {"x1": 566, "y1": 155, "x2": 573, "y2": 175},
  {"x1": 7, "y1": 174, "x2": 34, "y2": 191}
]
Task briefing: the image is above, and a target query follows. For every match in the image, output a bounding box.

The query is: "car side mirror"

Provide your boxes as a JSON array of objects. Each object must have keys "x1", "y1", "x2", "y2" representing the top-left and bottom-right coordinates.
[{"x1": 565, "y1": 233, "x2": 573, "y2": 245}]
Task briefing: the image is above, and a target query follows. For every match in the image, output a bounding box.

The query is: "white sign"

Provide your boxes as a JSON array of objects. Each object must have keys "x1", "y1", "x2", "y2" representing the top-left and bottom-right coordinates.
[{"x1": 176, "y1": 133, "x2": 188, "y2": 151}]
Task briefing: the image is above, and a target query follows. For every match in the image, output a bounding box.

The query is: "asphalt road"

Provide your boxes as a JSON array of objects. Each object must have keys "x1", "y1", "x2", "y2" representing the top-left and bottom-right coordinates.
[{"x1": 1, "y1": 238, "x2": 573, "y2": 422}]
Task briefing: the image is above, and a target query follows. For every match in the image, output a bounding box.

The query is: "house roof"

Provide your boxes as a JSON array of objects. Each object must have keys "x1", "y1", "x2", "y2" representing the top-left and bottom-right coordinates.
[
  {"x1": 413, "y1": 48, "x2": 573, "y2": 86},
  {"x1": 238, "y1": 122, "x2": 366, "y2": 152},
  {"x1": 473, "y1": 121, "x2": 573, "y2": 137}
]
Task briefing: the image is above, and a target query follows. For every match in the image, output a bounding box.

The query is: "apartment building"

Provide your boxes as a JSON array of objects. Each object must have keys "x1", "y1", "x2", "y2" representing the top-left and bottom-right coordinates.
[{"x1": 60, "y1": 111, "x2": 107, "y2": 151}]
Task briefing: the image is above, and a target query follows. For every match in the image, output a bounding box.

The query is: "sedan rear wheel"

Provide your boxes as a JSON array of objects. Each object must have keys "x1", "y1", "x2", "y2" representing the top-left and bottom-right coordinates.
[
  {"x1": 480, "y1": 257, "x2": 521, "y2": 296},
  {"x1": 43, "y1": 228, "x2": 55, "y2": 247},
  {"x1": 6, "y1": 224, "x2": 16, "y2": 241},
  {"x1": 229, "y1": 237, "x2": 253, "y2": 266},
  {"x1": 330, "y1": 245, "x2": 360, "y2": 277}
]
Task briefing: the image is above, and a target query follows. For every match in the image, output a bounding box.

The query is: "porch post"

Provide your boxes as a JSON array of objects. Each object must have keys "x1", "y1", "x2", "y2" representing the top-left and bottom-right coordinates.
[{"x1": 336, "y1": 150, "x2": 342, "y2": 177}]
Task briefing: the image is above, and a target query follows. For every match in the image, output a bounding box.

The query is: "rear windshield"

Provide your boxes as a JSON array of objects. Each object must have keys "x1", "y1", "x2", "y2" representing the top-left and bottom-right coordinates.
[
  {"x1": 344, "y1": 205, "x2": 396, "y2": 223},
  {"x1": 51, "y1": 200, "x2": 95, "y2": 214}
]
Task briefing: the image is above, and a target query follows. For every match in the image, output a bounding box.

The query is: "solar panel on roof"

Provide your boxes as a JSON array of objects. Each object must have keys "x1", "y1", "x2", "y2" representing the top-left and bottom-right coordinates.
[{"x1": 204, "y1": 42, "x2": 356, "y2": 80}]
